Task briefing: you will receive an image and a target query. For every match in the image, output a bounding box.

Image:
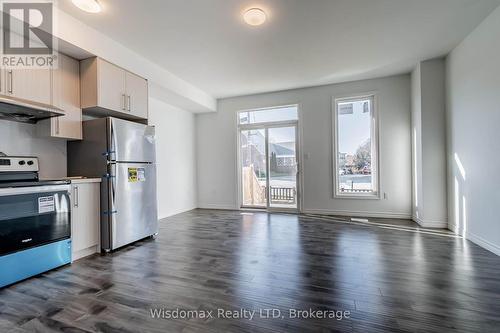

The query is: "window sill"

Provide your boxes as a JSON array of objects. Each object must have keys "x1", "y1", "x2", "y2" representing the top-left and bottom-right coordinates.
[{"x1": 334, "y1": 193, "x2": 380, "y2": 200}]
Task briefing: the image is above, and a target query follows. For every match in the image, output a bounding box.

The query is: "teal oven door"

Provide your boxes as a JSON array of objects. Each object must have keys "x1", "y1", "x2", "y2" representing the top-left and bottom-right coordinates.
[{"x1": 0, "y1": 185, "x2": 72, "y2": 288}]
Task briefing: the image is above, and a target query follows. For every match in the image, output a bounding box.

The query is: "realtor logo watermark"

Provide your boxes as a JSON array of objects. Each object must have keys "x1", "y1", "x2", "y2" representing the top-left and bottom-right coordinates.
[{"x1": 1, "y1": 0, "x2": 57, "y2": 68}]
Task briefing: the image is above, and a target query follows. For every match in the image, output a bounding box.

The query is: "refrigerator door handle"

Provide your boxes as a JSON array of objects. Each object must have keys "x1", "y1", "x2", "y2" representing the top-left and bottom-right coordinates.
[
  {"x1": 108, "y1": 118, "x2": 117, "y2": 162},
  {"x1": 101, "y1": 150, "x2": 116, "y2": 157}
]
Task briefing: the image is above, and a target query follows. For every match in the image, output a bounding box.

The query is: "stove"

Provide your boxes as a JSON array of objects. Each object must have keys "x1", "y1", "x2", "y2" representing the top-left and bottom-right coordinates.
[
  {"x1": 0, "y1": 156, "x2": 72, "y2": 288},
  {"x1": 0, "y1": 156, "x2": 70, "y2": 187}
]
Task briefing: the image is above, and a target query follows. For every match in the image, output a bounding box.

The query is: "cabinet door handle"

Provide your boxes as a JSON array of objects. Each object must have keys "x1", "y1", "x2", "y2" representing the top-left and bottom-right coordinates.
[
  {"x1": 74, "y1": 186, "x2": 79, "y2": 207},
  {"x1": 127, "y1": 95, "x2": 131, "y2": 111},
  {"x1": 56, "y1": 117, "x2": 60, "y2": 135},
  {"x1": 122, "y1": 94, "x2": 126, "y2": 110},
  {"x1": 7, "y1": 70, "x2": 13, "y2": 93}
]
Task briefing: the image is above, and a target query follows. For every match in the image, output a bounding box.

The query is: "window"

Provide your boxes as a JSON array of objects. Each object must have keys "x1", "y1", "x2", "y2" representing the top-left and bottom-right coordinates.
[
  {"x1": 334, "y1": 95, "x2": 378, "y2": 197},
  {"x1": 239, "y1": 105, "x2": 298, "y2": 125}
]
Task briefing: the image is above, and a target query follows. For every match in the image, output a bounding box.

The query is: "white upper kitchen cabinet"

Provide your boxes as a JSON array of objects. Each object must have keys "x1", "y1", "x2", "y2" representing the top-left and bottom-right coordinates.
[
  {"x1": 3, "y1": 67, "x2": 52, "y2": 105},
  {"x1": 125, "y1": 71, "x2": 148, "y2": 119},
  {"x1": 38, "y1": 53, "x2": 83, "y2": 140},
  {"x1": 95, "y1": 58, "x2": 126, "y2": 112},
  {"x1": 128, "y1": 71, "x2": 149, "y2": 119},
  {"x1": 80, "y1": 57, "x2": 148, "y2": 120}
]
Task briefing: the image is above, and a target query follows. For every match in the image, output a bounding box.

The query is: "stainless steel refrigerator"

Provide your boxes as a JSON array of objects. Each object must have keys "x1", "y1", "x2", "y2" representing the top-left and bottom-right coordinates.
[{"x1": 68, "y1": 117, "x2": 158, "y2": 251}]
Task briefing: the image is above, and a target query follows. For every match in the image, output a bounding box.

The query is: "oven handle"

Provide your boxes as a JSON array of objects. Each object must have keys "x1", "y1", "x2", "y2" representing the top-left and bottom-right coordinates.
[
  {"x1": 73, "y1": 185, "x2": 79, "y2": 207},
  {"x1": 0, "y1": 185, "x2": 71, "y2": 196}
]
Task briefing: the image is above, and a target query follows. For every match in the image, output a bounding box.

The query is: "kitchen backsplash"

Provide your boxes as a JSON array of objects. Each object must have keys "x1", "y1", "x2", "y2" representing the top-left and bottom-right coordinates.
[{"x1": 0, "y1": 120, "x2": 67, "y2": 178}]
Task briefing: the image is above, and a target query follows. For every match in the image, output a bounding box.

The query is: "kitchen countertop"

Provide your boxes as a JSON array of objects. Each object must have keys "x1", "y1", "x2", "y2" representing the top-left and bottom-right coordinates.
[{"x1": 41, "y1": 177, "x2": 102, "y2": 184}]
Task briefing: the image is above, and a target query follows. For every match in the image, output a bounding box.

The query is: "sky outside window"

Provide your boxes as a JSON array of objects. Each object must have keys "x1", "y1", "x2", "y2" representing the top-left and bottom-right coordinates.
[{"x1": 338, "y1": 100, "x2": 371, "y2": 155}]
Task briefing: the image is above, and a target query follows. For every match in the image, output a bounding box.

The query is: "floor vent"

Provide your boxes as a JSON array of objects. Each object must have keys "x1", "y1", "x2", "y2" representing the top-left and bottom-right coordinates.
[{"x1": 351, "y1": 218, "x2": 369, "y2": 223}]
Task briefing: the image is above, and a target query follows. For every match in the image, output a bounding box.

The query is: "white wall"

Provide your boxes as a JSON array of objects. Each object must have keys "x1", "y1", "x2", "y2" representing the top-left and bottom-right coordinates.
[
  {"x1": 148, "y1": 98, "x2": 197, "y2": 219},
  {"x1": 411, "y1": 59, "x2": 448, "y2": 228},
  {"x1": 446, "y1": 6, "x2": 500, "y2": 255},
  {"x1": 0, "y1": 120, "x2": 66, "y2": 178},
  {"x1": 411, "y1": 64, "x2": 423, "y2": 223},
  {"x1": 197, "y1": 75, "x2": 412, "y2": 218}
]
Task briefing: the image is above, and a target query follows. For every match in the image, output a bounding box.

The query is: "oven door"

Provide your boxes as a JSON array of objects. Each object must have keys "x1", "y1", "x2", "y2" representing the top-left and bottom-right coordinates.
[{"x1": 0, "y1": 185, "x2": 71, "y2": 257}]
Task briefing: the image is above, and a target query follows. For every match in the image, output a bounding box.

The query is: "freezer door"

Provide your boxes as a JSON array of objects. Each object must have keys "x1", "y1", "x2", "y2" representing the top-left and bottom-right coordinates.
[
  {"x1": 109, "y1": 118, "x2": 156, "y2": 163},
  {"x1": 108, "y1": 162, "x2": 158, "y2": 250}
]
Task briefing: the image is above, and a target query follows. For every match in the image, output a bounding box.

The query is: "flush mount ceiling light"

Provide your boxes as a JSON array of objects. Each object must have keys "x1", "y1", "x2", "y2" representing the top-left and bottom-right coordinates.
[
  {"x1": 72, "y1": 0, "x2": 102, "y2": 13},
  {"x1": 243, "y1": 8, "x2": 267, "y2": 26}
]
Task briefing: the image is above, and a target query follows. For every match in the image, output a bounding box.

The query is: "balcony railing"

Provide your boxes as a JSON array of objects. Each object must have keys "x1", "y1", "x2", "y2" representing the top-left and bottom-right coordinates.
[
  {"x1": 270, "y1": 186, "x2": 296, "y2": 204},
  {"x1": 242, "y1": 166, "x2": 297, "y2": 207},
  {"x1": 340, "y1": 188, "x2": 372, "y2": 193}
]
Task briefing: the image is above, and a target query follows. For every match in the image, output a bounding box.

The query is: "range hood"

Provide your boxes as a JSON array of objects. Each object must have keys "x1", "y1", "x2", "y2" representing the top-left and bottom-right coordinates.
[{"x1": 0, "y1": 96, "x2": 65, "y2": 124}]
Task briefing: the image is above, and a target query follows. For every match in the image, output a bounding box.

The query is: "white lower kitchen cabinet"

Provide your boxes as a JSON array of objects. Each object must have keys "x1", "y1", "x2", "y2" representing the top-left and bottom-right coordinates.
[{"x1": 71, "y1": 179, "x2": 101, "y2": 261}]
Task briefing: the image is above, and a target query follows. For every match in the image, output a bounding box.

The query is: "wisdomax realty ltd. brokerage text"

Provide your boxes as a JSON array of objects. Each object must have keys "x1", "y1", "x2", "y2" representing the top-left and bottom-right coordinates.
[{"x1": 150, "y1": 308, "x2": 351, "y2": 321}]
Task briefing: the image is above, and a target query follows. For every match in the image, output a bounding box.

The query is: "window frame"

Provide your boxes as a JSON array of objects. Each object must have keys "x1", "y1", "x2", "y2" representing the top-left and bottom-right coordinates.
[
  {"x1": 332, "y1": 94, "x2": 380, "y2": 199},
  {"x1": 237, "y1": 104, "x2": 299, "y2": 126},
  {"x1": 236, "y1": 104, "x2": 302, "y2": 212}
]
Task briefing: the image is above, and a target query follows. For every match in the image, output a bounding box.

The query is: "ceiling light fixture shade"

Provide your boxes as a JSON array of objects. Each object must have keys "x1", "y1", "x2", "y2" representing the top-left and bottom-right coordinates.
[
  {"x1": 72, "y1": 0, "x2": 102, "y2": 13},
  {"x1": 243, "y1": 8, "x2": 267, "y2": 26}
]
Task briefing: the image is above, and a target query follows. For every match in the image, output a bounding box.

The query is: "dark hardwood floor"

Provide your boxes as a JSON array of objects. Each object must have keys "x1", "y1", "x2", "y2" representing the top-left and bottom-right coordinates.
[{"x1": 1, "y1": 209, "x2": 499, "y2": 332}]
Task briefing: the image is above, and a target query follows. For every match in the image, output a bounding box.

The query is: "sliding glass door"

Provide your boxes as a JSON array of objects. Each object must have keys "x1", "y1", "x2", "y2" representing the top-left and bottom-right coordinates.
[
  {"x1": 268, "y1": 126, "x2": 298, "y2": 209},
  {"x1": 240, "y1": 129, "x2": 267, "y2": 208},
  {"x1": 238, "y1": 105, "x2": 299, "y2": 211}
]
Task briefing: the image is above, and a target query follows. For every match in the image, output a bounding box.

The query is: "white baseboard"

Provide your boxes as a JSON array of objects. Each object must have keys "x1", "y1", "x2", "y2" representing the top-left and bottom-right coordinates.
[
  {"x1": 442, "y1": 224, "x2": 500, "y2": 256},
  {"x1": 197, "y1": 203, "x2": 238, "y2": 211},
  {"x1": 158, "y1": 205, "x2": 198, "y2": 220},
  {"x1": 196, "y1": 204, "x2": 412, "y2": 220},
  {"x1": 301, "y1": 208, "x2": 411, "y2": 220},
  {"x1": 72, "y1": 245, "x2": 99, "y2": 262},
  {"x1": 466, "y1": 232, "x2": 500, "y2": 256},
  {"x1": 448, "y1": 223, "x2": 459, "y2": 233},
  {"x1": 412, "y1": 216, "x2": 448, "y2": 229}
]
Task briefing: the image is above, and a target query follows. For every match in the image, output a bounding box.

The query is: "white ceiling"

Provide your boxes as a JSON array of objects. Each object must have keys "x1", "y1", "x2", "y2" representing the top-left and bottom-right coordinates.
[{"x1": 59, "y1": 0, "x2": 500, "y2": 99}]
